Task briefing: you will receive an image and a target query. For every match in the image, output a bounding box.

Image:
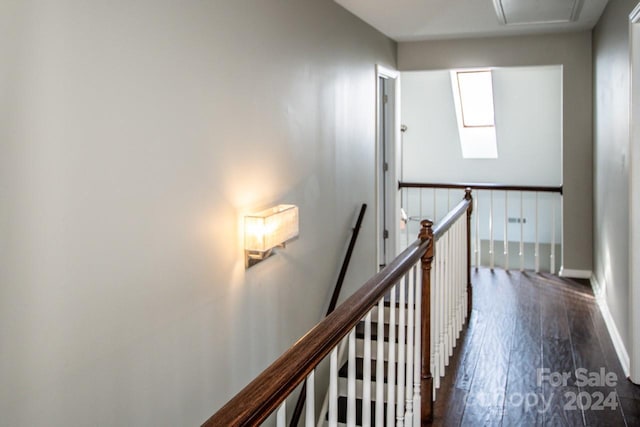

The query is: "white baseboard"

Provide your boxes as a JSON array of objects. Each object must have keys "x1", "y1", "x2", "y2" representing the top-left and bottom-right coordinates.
[
  {"x1": 558, "y1": 267, "x2": 592, "y2": 279},
  {"x1": 590, "y1": 275, "x2": 631, "y2": 378}
]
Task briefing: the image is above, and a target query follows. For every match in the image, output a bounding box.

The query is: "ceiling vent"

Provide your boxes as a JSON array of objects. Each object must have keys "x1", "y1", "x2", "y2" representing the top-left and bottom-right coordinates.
[{"x1": 492, "y1": 0, "x2": 584, "y2": 25}]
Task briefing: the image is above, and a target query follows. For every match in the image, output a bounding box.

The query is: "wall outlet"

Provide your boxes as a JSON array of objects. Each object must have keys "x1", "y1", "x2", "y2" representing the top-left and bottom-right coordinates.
[{"x1": 508, "y1": 217, "x2": 527, "y2": 224}]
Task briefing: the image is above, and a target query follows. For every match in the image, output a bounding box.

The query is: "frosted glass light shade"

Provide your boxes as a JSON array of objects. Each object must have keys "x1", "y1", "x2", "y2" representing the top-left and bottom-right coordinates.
[{"x1": 244, "y1": 205, "x2": 299, "y2": 253}]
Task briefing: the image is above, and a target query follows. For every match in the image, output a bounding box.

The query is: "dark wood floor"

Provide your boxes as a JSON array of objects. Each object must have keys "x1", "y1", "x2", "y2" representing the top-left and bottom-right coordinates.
[{"x1": 433, "y1": 268, "x2": 640, "y2": 426}]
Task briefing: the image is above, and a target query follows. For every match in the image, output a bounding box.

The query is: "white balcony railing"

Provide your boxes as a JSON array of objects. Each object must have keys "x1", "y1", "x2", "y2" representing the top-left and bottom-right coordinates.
[{"x1": 399, "y1": 182, "x2": 562, "y2": 274}]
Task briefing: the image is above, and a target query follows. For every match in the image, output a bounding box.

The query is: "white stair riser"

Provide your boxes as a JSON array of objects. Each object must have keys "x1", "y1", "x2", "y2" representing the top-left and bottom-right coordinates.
[
  {"x1": 369, "y1": 305, "x2": 419, "y2": 325},
  {"x1": 354, "y1": 335, "x2": 419, "y2": 362},
  {"x1": 336, "y1": 376, "x2": 420, "y2": 403}
]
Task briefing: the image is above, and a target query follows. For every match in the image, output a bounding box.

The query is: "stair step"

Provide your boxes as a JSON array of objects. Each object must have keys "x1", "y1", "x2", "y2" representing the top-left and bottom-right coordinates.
[
  {"x1": 383, "y1": 299, "x2": 415, "y2": 308},
  {"x1": 338, "y1": 357, "x2": 391, "y2": 382},
  {"x1": 370, "y1": 303, "x2": 416, "y2": 324},
  {"x1": 326, "y1": 396, "x2": 387, "y2": 426},
  {"x1": 355, "y1": 321, "x2": 407, "y2": 342}
]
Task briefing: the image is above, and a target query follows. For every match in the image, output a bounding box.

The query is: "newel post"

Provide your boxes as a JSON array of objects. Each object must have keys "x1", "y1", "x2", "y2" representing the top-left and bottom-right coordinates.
[
  {"x1": 419, "y1": 219, "x2": 434, "y2": 425},
  {"x1": 465, "y1": 188, "x2": 473, "y2": 318}
]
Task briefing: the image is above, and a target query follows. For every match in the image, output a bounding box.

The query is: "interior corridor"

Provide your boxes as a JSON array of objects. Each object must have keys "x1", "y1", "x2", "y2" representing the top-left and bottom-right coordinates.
[{"x1": 433, "y1": 268, "x2": 640, "y2": 426}]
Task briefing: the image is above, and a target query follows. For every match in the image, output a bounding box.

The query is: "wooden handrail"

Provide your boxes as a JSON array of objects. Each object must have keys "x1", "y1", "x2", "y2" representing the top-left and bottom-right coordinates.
[
  {"x1": 433, "y1": 196, "x2": 472, "y2": 241},
  {"x1": 203, "y1": 195, "x2": 473, "y2": 427},
  {"x1": 399, "y1": 181, "x2": 563, "y2": 194},
  {"x1": 203, "y1": 239, "x2": 428, "y2": 426}
]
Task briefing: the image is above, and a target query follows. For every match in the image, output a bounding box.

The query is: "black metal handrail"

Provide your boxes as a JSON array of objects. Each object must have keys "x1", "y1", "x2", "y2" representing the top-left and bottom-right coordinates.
[{"x1": 289, "y1": 203, "x2": 367, "y2": 427}]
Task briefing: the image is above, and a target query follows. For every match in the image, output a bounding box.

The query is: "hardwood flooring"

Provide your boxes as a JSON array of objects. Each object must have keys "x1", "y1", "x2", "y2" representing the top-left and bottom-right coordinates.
[{"x1": 433, "y1": 268, "x2": 640, "y2": 426}]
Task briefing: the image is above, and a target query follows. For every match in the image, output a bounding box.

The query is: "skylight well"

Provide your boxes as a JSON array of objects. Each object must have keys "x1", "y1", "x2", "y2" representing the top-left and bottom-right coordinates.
[{"x1": 451, "y1": 69, "x2": 498, "y2": 159}]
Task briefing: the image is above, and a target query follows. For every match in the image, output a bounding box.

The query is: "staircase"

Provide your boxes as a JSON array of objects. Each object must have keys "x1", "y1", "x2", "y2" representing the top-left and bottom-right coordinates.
[
  {"x1": 203, "y1": 193, "x2": 473, "y2": 427},
  {"x1": 319, "y1": 301, "x2": 413, "y2": 427}
]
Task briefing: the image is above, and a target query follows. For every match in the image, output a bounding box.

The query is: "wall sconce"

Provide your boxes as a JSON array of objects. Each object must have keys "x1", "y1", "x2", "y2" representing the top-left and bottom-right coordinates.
[{"x1": 244, "y1": 204, "x2": 299, "y2": 268}]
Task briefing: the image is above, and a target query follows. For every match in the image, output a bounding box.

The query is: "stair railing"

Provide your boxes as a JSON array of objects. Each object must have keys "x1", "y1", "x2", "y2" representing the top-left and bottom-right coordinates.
[
  {"x1": 289, "y1": 203, "x2": 367, "y2": 427},
  {"x1": 203, "y1": 190, "x2": 473, "y2": 427},
  {"x1": 399, "y1": 181, "x2": 563, "y2": 274}
]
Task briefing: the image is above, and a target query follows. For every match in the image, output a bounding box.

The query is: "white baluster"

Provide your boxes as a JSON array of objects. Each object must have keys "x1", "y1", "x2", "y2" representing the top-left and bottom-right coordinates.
[
  {"x1": 347, "y1": 329, "x2": 356, "y2": 427},
  {"x1": 489, "y1": 190, "x2": 494, "y2": 270},
  {"x1": 306, "y1": 371, "x2": 315, "y2": 427},
  {"x1": 405, "y1": 189, "x2": 411, "y2": 248},
  {"x1": 437, "y1": 237, "x2": 444, "y2": 377},
  {"x1": 413, "y1": 266, "x2": 422, "y2": 427},
  {"x1": 459, "y1": 220, "x2": 464, "y2": 325},
  {"x1": 456, "y1": 220, "x2": 461, "y2": 335},
  {"x1": 318, "y1": 341, "x2": 346, "y2": 426},
  {"x1": 437, "y1": 239, "x2": 445, "y2": 383},
  {"x1": 419, "y1": 188, "x2": 423, "y2": 225},
  {"x1": 451, "y1": 224, "x2": 455, "y2": 352},
  {"x1": 433, "y1": 188, "x2": 437, "y2": 223},
  {"x1": 452, "y1": 222, "x2": 458, "y2": 340},
  {"x1": 504, "y1": 191, "x2": 509, "y2": 270},
  {"x1": 450, "y1": 228, "x2": 455, "y2": 362},
  {"x1": 387, "y1": 285, "x2": 397, "y2": 427},
  {"x1": 462, "y1": 218, "x2": 467, "y2": 321},
  {"x1": 551, "y1": 195, "x2": 556, "y2": 274},
  {"x1": 461, "y1": 218, "x2": 468, "y2": 322},
  {"x1": 460, "y1": 218, "x2": 471, "y2": 325},
  {"x1": 406, "y1": 190, "x2": 410, "y2": 248},
  {"x1": 431, "y1": 241, "x2": 437, "y2": 388},
  {"x1": 405, "y1": 267, "x2": 415, "y2": 425},
  {"x1": 431, "y1": 250, "x2": 439, "y2": 394},
  {"x1": 328, "y1": 349, "x2": 338, "y2": 427},
  {"x1": 363, "y1": 312, "x2": 372, "y2": 427},
  {"x1": 453, "y1": 221, "x2": 459, "y2": 336},
  {"x1": 460, "y1": 218, "x2": 465, "y2": 327},
  {"x1": 520, "y1": 191, "x2": 524, "y2": 272},
  {"x1": 397, "y1": 276, "x2": 406, "y2": 426},
  {"x1": 535, "y1": 192, "x2": 539, "y2": 273},
  {"x1": 445, "y1": 232, "x2": 451, "y2": 368},
  {"x1": 277, "y1": 400, "x2": 286, "y2": 427},
  {"x1": 456, "y1": 221, "x2": 461, "y2": 337},
  {"x1": 450, "y1": 225, "x2": 456, "y2": 346},
  {"x1": 442, "y1": 232, "x2": 448, "y2": 368},
  {"x1": 475, "y1": 194, "x2": 480, "y2": 268},
  {"x1": 376, "y1": 299, "x2": 384, "y2": 426},
  {"x1": 452, "y1": 222, "x2": 456, "y2": 329}
]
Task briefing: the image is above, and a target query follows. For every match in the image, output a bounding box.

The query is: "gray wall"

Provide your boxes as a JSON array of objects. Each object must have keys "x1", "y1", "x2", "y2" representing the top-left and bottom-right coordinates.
[
  {"x1": 398, "y1": 32, "x2": 593, "y2": 273},
  {"x1": 593, "y1": 0, "x2": 637, "y2": 364},
  {"x1": 0, "y1": 1, "x2": 395, "y2": 425}
]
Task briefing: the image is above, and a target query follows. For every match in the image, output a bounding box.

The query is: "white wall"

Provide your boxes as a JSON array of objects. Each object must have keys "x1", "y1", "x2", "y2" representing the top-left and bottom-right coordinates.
[
  {"x1": 0, "y1": 1, "x2": 396, "y2": 425},
  {"x1": 593, "y1": 0, "x2": 638, "y2": 377},
  {"x1": 401, "y1": 66, "x2": 562, "y2": 185},
  {"x1": 398, "y1": 31, "x2": 592, "y2": 273}
]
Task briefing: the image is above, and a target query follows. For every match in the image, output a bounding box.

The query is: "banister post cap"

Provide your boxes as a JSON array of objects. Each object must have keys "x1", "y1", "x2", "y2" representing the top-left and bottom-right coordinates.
[
  {"x1": 419, "y1": 219, "x2": 434, "y2": 241},
  {"x1": 464, "y1": 187, "x2": 472, "y2": 200}
]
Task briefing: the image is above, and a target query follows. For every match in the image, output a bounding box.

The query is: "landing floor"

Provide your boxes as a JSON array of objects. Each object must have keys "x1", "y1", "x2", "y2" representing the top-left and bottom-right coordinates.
[{"x1": 433, "y1": 268, "x2": 640, "y2": 426}]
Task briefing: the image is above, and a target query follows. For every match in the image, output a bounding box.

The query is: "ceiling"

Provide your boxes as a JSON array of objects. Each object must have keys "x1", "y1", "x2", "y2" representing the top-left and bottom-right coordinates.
[{"x1": 334, "y1": 0, "x2": 610, "y2": 42}]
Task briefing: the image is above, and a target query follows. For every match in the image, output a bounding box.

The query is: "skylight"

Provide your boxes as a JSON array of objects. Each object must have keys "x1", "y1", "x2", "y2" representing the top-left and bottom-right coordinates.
[
  {"x1": 451, "y1": 69, "x2": 498, "y2": 159},
  {"x1": 457, "y1": 71, "x2": 495, "y2": 127}
]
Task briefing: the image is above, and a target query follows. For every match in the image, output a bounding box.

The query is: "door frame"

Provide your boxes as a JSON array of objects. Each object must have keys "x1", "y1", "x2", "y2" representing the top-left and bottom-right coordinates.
[
  {"x1": 628, "y1": 3, "x2": 640, "y2": 384},
  {"x1": 376, "y1": 65, "x2": 400, "y2": 270}
]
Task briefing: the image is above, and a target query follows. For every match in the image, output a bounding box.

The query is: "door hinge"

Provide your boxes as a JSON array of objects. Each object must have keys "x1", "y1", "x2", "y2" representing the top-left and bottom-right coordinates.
[
  {"x1": 383, "y1": 162, "x2": 389, "y2": 172},
  {"x1": 383, "y1": 94, "x2": 388, "y2": 104},
  {"x1": 383, "y1": 230, "x2": 389, "y2": 239}
]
